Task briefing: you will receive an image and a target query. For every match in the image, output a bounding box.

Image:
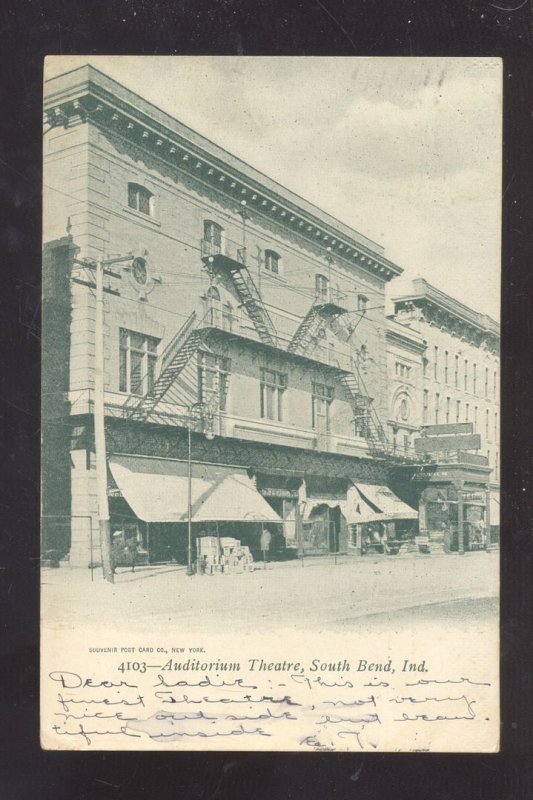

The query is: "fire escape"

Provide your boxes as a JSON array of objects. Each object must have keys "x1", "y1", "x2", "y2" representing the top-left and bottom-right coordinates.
[
  {"x1": 124, "y1": 310, "x2": 208, "y2": 424},
  {"x1": 201, "y1": 238, "x2": 277, "y2": 346},
  {"x1": 288, "y1": 287, "x2": 391, "y2": 458}
]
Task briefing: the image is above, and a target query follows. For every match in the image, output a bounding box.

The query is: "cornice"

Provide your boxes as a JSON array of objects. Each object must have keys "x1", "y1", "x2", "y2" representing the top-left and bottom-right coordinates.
[
  {"x1": 44, "y1": 66, "x2": 403, "y2": 285},
  {"x1": 393, "y1": 279, "x2": 500, "y2": 343}
]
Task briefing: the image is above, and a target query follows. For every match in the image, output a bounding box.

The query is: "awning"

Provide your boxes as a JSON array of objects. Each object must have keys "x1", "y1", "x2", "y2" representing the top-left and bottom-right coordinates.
[
  {"x1": 302, "y1": 498, "x2": 348, "y2": 521},
  {"x1": 490, "y1": 495, "x2": 500, "y2": 526},
  {"x1": 108, "y1": 455, "x2": 281, "y2": 523},
  {"x1": 353, "y1": 483, "x2": 418, "y2": 522}
]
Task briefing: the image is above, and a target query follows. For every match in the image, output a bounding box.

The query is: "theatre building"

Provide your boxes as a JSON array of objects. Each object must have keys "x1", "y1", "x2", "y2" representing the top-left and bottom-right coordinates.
[{"x1": 42, "y1": 66, "x2": 419, "y2": 568}]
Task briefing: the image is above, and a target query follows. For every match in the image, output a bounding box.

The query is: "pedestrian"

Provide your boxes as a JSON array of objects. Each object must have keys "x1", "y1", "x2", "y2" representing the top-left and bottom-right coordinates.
[
  {"x1": 260, "y1": 527, "x2": 272, "y2": 566},
  {"x1": 125, "y1": 533, "x2": 139, "y2": 573}
]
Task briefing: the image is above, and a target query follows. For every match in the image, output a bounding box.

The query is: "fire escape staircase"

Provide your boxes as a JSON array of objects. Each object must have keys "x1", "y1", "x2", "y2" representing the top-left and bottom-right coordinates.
[
  {"x1": 123, "y1": 311, "x2": 207, "y2": 424},
  {"x1": 201, "y1": 243, "x2": 277, "y2": 346},
  {"x1": 287, "y1": 300, "x2": 345, "y2": 357},
  {"x1": 341, "y1": 370, "x2": 390, "y2": 457}
]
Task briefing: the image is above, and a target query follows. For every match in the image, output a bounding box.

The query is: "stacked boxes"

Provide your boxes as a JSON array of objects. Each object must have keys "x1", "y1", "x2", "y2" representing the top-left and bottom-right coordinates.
[{"x1": 196, "y1": 536, "x2": 254, "y2": 574}]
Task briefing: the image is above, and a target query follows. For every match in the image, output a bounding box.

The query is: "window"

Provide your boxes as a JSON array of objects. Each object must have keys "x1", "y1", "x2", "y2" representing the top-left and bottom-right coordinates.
[
  {"x1": 485, "y1": 367, "x2": 489, "y2": 398},
  {"x1": 423, "y1": 390, "x2": 429, "y2": 424},
  {"x1": 357, "y1": 294, "x2": 368, "y2": 312},
  {"x1": 446, "y1": 397, "x2": 451, "y2": 424},
  {"x1": 495, "y1": 452, "x2": 499, "y2": 481},
  {"x1": 403, "y1": 434, "x2": 410, "y2": 453},
  {"x1": 456, "y1": 399, "x2": 461, "y2": 423},
  {"x1": 128, "y1": 183, "x2": 153, "y2": 216},
  {"x1": 454, "y1": 355, "x2": 459, "y2": 387},
  {"x1": 395, "y1": 362, "x2": 411, "y2": 379},
  {"x1": 264, "y1": 249, "x2": 281, "y2": 274},
  {"x1": 494, "y1": 412, "x2": 498, "y2": 443},
  {"x1": 464, "y1": 359, "x2": 468, "y2": 392},
  {"x1": 204, "y1": 220, "x2": 223, "y2": 251},
  {"x1": 473, "y1": 363, "x2": 477, "y2": 395},
  {"x1": 485, "y1": 409, "x2": 490, "y2": 440},
  {"x1": 312, "y1": 383, "x2": 334, "y2": 433},
  {"x1": 444, "y1": 351, "x2": 449, "y2": 383},
  {"x1": 465, "y1": 403, "x2": 469, "y2": 422},
  {"x1": 435, "y1": 393, "x2": 440, "y2": 424},
  {"x1": 434, "y1": 346, "x2": 439, "y2": 380},
  {"x1": 423, "y1": 356, "x2": 428, "y2": 378},
  {"x1": 474, "y1": 406, "x2": 478, "y2": 429},
  {"x1": 198, "y1": 352, "x2": 231, "y2": 411},
  {"x1": 260, "y1": 368, "x2": 287, "y2": 422},
  {"x1": 493, "y1": 370, "x2": 498, "y2": 398},
  {"x1": 315, "y1": 274, "x2": 329, "y2": 301},
  {"x1": 119, "y1": 329, "x2": 159, "y2": 395}
]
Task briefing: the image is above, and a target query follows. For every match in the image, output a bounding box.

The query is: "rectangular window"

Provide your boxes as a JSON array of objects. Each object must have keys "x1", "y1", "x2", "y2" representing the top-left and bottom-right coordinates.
[
  {"x1": 494, "y1": 412, "x2": 498, "y2": 442},
  {"x1": 474, "y1": 406, "x2": 478, "y2": 430},
  {"x1": 493, "y1": 370, "x2": 497, "y2": 398},
  {"x1": 495, "y1": 452, "x2": 499, "y2": 481},
  {"x1": 434, "y1": 346, "x2": 439, "y2": 381},
  {"x1": 315, "y1": 274, "x2": 329, "y2": 301},
  {"x1": 435, "y1": 393, "x2": 440, "y2": 424},
  {"x1": 455, "y1": 355, "x2": 459, "y2": 387},
  {"x1": 264, "y1": 249, "x2": 281, "y2": 274},
  {"x1": 119, "y1": 328, "x2": 159, "y2": 395},
  {"x1": 464, "y1": 359, "x2": 468, "y2": 392},
  {"x1": 486, "y1": 409, "x2": 490, "y2": 440},
  {"x1": 198, "y1": 352, "x2": 231, "y2": 411},
  {"x1": 446, "y1": 396, "x2": 450, "y2": 424},
  {"x1": 423, "y1": 357, "x2": 428, "y2": 378},
  {"x1": 395, "y1": 362, "x2": 411, "y2": 379},
  {"x1": 312, "y1": 383, "x2": 334, "y2": 433},
  {"x1": 473, "y1": 363, "x2": 477, "y2": 395},
  {"x1": 423, "y1": 390, "x2": 429, "y2": 424},
  {"x1": 485, "y1": 367, "x2": 489, "y2": 398},
  {"x1": 260, "y1": 368, "x2": 287, "y2": 422},
  {"x1": 444, "y1": 351, "x2": 449, "y2": 383},
  {"x1": 465, "y1": 403, "x2": 469, "y2": 422},
  {"x1": 456, "y1": 399, "x2": 461, "y2": 423}
]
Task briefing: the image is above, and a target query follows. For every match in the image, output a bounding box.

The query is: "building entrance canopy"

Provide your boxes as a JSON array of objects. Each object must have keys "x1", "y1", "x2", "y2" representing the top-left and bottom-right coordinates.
[
  {"x1": 352, "y1": 483, "x2": 418, "y2": 522},
  {"x1": 109, "y1": 455, "x2": 281, "y2": 523}
]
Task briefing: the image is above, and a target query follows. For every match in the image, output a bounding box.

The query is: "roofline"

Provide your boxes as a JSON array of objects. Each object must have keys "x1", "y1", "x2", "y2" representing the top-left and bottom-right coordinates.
[
  {"x1": 392, "y1": 278, "x2": 500, "y2": 337},
  {"x1": 44, "y1": 64, "x2": 404, "y2": 282}
]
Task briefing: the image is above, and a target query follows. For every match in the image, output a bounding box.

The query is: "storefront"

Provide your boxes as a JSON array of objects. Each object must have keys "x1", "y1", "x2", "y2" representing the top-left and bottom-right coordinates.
[
  {"x1": 107, "y1": 454, "x2": 281, "y2": 565},
  {"x1": 346, "y1": 483, "x2": 419, "y2": 555},
  {"x1": 255, "y1": 473, "x2": 303, "y2": 558},
  {"x1": 413, "y1": 460, "x2": 492, "y2": 553},
  {"x1": 300, "y1": 476, "x2": 350, "y2": 554}
]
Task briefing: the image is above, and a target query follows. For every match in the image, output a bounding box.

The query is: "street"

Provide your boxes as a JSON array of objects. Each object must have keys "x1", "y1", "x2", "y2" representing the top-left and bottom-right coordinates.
[{"x1": 41, "y1": 550, "x2": 499, "y2": 636}]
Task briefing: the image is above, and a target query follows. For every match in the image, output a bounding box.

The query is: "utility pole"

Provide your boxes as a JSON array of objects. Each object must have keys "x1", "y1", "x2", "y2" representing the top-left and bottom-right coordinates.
[
  {"x1": 94, "y1": 257, "x2": 114, "y2": 582},
  {"x1": 93, "y1": 254, "x2": 135, "y2": 582}
]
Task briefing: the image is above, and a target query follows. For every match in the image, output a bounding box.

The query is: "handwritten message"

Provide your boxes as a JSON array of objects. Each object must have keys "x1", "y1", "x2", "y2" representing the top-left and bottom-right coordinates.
[{"x1": 44, "y1": 655, "x2": 495, "y2": 751}]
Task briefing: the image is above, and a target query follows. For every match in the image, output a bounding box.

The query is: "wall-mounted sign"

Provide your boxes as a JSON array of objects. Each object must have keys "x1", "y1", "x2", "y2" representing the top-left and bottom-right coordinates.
[
  {"x1": 415, "y1": 434, "x2": 481, "y2": 453},
  {"x1": 260, "y1": 488, "x2": 299, "y2": 499},
  {"x1": 421, "y1": 423, "x2": 474, "y2": 436}
]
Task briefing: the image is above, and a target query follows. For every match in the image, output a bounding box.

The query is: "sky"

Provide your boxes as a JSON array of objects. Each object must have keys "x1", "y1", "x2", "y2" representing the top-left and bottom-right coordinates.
[{"x1": 45, "y1": 56, "x2": 502, "y2": 320}]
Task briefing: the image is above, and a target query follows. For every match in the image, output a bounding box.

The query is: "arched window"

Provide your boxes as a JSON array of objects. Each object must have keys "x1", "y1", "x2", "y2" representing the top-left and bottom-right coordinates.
[
  {"x1": 315, "y1": 273, "x2": 329, "y2": 301},
  {"x1": 206, "y1": 285, "x2": 221, "y2": 300},
  {"x1": 203, "y1": 220, "x2": 223, "y2": 251},
  {"x1": 264, "y1": 249, "x2": 281, "y2": 274},
  {"x1": 128, "y1": 183, "x2": 153, "y2": 216}
]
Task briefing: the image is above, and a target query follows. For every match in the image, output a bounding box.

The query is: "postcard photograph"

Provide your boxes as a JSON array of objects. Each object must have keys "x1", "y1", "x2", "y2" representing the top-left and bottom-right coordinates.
[{"x1": 41, "y1": 56, "x2": 501, "y2": 752}]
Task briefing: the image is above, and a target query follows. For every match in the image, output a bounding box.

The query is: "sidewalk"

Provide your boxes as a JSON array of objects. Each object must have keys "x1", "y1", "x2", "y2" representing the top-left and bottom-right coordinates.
[{"x1": 41, "y1": 549, "x2": 499, "y2": 634}]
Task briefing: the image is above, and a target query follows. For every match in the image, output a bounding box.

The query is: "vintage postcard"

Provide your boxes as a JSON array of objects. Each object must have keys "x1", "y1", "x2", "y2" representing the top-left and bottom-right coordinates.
[{"x1": 41, "y1": 56, "x2": 501, "y2": 751}]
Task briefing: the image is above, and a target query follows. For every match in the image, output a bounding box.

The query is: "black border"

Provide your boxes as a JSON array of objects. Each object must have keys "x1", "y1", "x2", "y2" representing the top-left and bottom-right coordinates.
[{"x1": 2, "y1": 1, "x2": 532, "y2": 797}]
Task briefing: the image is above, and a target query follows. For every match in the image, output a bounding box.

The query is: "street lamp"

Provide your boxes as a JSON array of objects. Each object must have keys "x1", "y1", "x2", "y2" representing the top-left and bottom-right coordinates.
[{"x1": 186, "y1": 401, "x2": 215, "y2": 576}]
